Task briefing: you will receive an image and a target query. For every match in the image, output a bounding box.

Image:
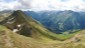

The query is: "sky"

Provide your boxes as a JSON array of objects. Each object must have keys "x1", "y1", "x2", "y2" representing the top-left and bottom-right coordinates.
[{"x1": 0, "y1": 0, "x2": 85, "y2": 11}]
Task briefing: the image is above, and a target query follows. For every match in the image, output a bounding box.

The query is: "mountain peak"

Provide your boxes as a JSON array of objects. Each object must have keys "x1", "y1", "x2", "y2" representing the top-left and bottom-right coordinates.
[{"x1": 12, "y1": 10, "x2": 24, "y2": 15}]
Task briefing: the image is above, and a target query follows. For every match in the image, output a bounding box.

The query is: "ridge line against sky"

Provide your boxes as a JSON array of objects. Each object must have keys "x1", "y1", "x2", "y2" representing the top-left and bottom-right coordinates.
[{"x1": 0, "y1": 0, "x2": 85, "y2": 11}]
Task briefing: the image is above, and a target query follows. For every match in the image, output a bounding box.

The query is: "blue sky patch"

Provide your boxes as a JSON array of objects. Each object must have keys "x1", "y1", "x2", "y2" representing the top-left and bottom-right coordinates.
[{"x1": 1, "y1": 0, "x2": 16, "y2": 3}]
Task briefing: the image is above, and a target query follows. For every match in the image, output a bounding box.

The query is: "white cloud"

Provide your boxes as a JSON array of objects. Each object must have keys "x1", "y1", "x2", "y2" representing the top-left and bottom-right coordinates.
[
  {"x1": 0, "y1": 0, "x2": 21, "y2": 11},
  {"x1": 0, "y1": 0, "x2": 85, "y2": 11},
  {"x1": 30, "y1": 0, "x2": 85, "y2": 11},
  {"x1": 0, "y1": 0, "x2": 31, "y2": 11}
]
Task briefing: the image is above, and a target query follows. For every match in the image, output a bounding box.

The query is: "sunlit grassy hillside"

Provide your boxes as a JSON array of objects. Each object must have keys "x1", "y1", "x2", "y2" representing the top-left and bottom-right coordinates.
[{"x1": 1, "y1": 10, "x2": 85, "y2": 48}]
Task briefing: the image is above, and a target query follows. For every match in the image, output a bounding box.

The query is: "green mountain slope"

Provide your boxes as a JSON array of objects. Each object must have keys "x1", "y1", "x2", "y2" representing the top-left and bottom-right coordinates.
[
  {"x1": 1, "y1": 25, "x2": 85, "y2": 48},
  {"x1": 0, "y1": 25, "x2": 55, "y2": 48},
  {"x1": 0, "y1": 10, "x2": 62, "y2": 41},
  {"x1": 55, "y1": 30, "x2": 85, "y2": 48},
  {"x1": 0, "y1": 10, "x2": 81, "y2": 41},
  {"x1": 1, "y1": 10, "x2": 85, "y2": 48}
]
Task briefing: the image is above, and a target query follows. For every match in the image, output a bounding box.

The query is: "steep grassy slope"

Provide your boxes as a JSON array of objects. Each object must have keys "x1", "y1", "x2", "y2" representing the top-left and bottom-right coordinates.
[
  {"x1": 1, "y1": 25, "x2": 85, "y2": 48},
  {"x1": 0, "y1": 25, "x2": 57, "y2": 48},
  {"x1": 0, "y1": 10, "x2": 65, "y2": 41}
]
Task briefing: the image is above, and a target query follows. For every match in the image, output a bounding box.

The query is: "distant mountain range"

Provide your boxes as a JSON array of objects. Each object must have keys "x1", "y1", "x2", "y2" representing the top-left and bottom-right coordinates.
[{"x1": 25, "y1": 10, "x2": 85, "y2": 33}]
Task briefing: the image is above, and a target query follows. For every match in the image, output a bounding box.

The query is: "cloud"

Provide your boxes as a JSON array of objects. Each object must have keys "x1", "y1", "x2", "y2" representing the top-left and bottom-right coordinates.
[
  {"x1": 29, "y1": 0, "x2": 85, "y2": 11},
  {"x1": 0, "y1": 0, "x2": 85, "y2": 11},
  {"x1": 0, "y1": 0, "x2": 21, "y2": 11},
  {"x1": 0, "y1": 0, "x2": 32, "y2": 11}
]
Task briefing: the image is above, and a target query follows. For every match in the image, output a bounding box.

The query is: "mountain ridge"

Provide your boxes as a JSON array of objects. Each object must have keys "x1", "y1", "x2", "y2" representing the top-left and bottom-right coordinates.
[{"x1": 1, "y1": 10, "x2": 68, "y2": 41}]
